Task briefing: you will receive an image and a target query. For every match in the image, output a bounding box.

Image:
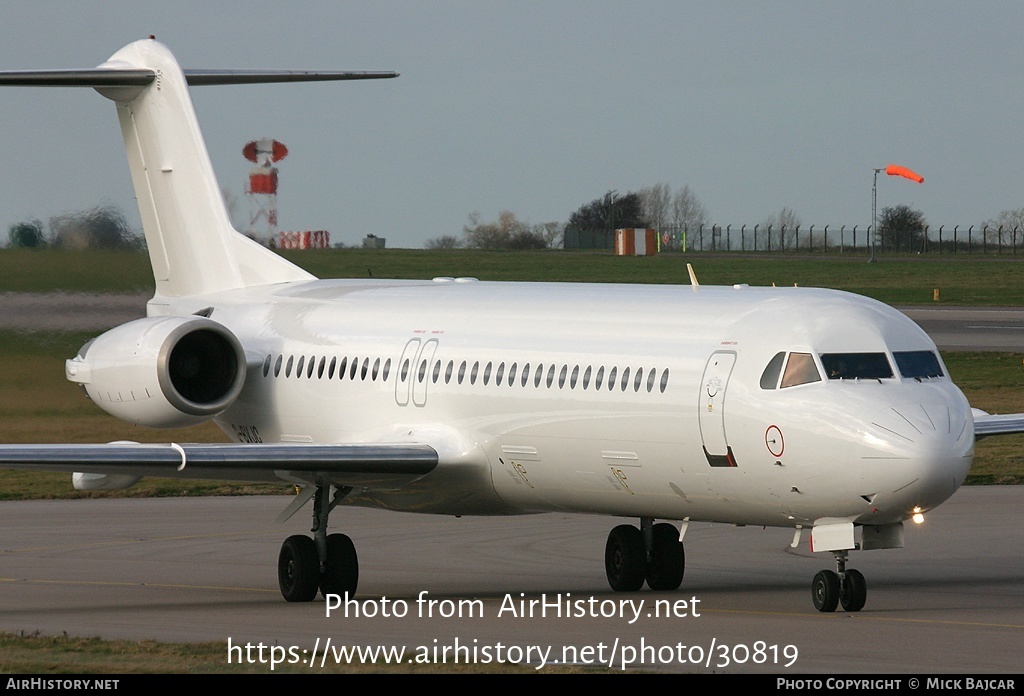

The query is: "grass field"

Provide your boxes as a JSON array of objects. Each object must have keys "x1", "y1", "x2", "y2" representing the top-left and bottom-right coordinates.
[{"x1": 4, "y1": 246, "x2": 1024, "y2": 305}]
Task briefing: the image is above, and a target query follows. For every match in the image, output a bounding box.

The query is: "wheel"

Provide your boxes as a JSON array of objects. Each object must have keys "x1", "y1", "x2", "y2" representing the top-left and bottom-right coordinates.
[
  {"x1": 646, "y1": 522, "x2": 684, "y2": 591},
  {"x1": 320, "y1": 533, "x2": 359, "y2": 598},
  {"x1": 840, "y1": 568, "x2": 867, "y2": 612},
  {"x1": 605, "y1": 524, "x2": 645, "y2": 592},
  {"x1": 278, "y1": 535, "x2": 319, "y2": 602},
  {"x1": 812, "y1": 569, "x2": 840, "y2": 612}
]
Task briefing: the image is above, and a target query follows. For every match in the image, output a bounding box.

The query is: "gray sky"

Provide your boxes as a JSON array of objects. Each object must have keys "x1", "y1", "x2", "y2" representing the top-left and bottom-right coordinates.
[{"x1": 1, "y1": 1, "x2": 1023, "y2": 248}]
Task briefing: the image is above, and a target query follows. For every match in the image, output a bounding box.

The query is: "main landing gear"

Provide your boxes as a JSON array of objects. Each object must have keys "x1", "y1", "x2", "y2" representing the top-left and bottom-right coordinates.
[
  {"x1": 811, "y1": 550, "x2": 867, "y2": 612},
  {"x1": 278, "y1": 484, "x2": 358, "y2": 602},
  {"x1": 605, "y1": 518, "x2": 684, "y2": 592}
]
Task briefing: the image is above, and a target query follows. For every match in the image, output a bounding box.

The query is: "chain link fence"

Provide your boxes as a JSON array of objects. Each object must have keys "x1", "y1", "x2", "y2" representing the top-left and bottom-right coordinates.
[{"x1": 564, "y1": 225, "x2": 1024, "y2": 254}]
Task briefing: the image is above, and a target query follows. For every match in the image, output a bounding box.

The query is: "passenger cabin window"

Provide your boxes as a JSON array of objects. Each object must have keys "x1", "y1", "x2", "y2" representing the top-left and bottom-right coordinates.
[
  {"x1": 780, "y1": 353, "x2": 821, "y2": 388},
  {"x1": 894, "y1": 350, "x2": 944, "y2": 379},
  {"x1": 820, "y1": 353, "x2": 893, "y2": 380}
]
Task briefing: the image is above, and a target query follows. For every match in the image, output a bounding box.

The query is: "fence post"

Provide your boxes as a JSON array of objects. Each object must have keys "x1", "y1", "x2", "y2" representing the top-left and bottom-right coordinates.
[
  {"x1": 726, "y1": 224, "x2": 732, "y2": 252},
  {"x1": 741, "y1": 225, "x2": 746, "y2": 251},
  {"x1": 754, "y1": 224, "x2": 759, "y2": 252},
  {"x1": 767, "y1": 225, "x2": 773, "y2": 252},
  {"x1": 954, "y1": 225, "x2": 959, "y2": 253}
]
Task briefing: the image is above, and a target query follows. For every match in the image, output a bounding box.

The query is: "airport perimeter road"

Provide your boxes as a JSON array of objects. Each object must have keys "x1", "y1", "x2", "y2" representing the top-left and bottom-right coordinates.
[{"x1": 0, "y1": 487, "x2": 1020, "y2": 674}]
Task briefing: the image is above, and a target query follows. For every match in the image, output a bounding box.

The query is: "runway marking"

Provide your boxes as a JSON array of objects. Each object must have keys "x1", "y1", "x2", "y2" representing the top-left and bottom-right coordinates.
[
  {"x1": 0, "y1": 577, "x2": 276, "y2": 594},
  {"x1": 0, "y1": 530, "x2": 281, "y2": 554},
  {"x1": 705, "y1": 608, "x2": 1024, "y2": 630}
]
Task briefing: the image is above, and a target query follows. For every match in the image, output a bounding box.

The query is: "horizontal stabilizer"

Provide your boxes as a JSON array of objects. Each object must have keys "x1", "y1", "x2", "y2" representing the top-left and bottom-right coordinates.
[
  {"x1": 183, "y1": 70, "x2": 399, "y2": 85},
  {"x1": 0, "y1": 68, "x2": 397, "y2": 88},
  {"x1": 0, "y1": 69, "x2": 155, "y2": 87}
]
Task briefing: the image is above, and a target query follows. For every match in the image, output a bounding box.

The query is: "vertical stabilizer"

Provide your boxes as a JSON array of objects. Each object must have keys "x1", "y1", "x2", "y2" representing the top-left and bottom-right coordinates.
[
  {"x1": 100, "y1": 40, "x2": 312, "y2": 298},
  {"x1": 0, "y1": 38, "x2": 397, "y2": 300}
]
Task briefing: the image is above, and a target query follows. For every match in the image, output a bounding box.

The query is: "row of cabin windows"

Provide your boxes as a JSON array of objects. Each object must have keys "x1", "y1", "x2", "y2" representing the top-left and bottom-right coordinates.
[
  {"x1": 262, "y1": 353, "x2": 671, "y2": 394},
  {"x1": 263, "y1": 354, "x2": 392, "y2": 382}
]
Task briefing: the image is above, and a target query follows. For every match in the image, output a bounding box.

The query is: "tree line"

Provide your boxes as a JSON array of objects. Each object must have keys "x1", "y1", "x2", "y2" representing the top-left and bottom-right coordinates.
[
  {"x1": 428, "y1": 182, "x2": 1024, "y2": 253},
  {"x1": 7, "y1": 205, "x2": 141, "y2": 250}
]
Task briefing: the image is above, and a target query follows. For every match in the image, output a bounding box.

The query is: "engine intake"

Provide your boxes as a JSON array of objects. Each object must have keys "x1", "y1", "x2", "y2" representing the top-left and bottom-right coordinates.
[{"x1": 67, "y1": 316, "x2": 246, "y2": 428}]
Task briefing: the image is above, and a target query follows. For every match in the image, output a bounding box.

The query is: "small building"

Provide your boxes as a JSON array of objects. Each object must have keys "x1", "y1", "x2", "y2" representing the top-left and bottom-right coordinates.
[
  {"x1": 614, "y1": 228, "x2": 658, "y2": 256},
  {"x1": 363, "y1": 234, "x2": 386, "y2": 249}
]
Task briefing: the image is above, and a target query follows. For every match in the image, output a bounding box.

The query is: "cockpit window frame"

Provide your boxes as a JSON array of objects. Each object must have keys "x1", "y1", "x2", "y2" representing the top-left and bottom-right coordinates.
[{"x1": 779, "y1": 352, "x2": 822, "y2": 389}]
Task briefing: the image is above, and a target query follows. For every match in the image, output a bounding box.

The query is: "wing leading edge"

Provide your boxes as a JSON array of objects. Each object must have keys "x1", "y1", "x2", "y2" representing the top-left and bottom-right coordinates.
[
  {"x1": 0, "y1": 442, "x2": 437, "y2": 489},
  {"x1": 972, "y1": 410, "x2": 1024, "y2": 438}
]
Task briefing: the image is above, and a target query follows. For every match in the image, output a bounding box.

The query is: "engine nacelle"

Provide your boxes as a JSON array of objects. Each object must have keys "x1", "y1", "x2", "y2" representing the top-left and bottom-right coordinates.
[{"x1": 65, "y1": 316, "x2": 246, "y2": 428}]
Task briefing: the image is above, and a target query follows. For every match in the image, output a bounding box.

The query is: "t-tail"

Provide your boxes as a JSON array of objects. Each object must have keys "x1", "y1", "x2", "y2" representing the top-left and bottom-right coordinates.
[{"x1": 0, "y1": 38, "x2": 397, "y2": 301}]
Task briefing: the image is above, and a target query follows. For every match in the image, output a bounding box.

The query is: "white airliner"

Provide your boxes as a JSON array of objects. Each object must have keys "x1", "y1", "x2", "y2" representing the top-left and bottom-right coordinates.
[{"x1": 1, "y1": 39, "x2": 1020, "y2": 612}]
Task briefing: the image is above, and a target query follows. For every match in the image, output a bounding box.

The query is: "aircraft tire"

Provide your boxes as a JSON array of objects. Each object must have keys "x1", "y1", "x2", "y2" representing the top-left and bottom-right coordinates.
[
  {"x1": 812, "y1": 569, "x2": 840, "y2": 612},
  {"x1": 605, "y1": 524, "x2": 645, "y2": 592},
  {"x1": 839, "y1": 568, "x2": 867, "y2": 612},
  {"x1": 645, "y1": 522, "x2": 684, "y2": 591},
  {"x1": 320, "y1": 533, "x2": 359, "y2": 598},
  {"x1": 278, "y1": 535, "x2": 320, "y2": 602}
]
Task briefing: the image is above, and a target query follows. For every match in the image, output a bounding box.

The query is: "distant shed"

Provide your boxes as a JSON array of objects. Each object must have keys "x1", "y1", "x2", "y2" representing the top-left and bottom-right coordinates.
[{"x1": 614, "y1": 228, "x2": 658, "y2": 256}]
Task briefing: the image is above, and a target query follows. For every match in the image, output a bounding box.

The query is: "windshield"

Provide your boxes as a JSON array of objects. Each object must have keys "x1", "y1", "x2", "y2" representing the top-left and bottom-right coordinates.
[
  {"x1": 893, "y1": 350, "x2": 944, "y2": 379},
  {"x1": 819, "y1": 353, "x2": 894, "y2": 380}
]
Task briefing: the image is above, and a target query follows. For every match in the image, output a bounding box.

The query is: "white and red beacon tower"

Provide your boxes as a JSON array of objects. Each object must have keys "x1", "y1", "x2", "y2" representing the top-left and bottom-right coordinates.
[{"x1": 244, "y1": 137, "x2": 288, "y2": 245}]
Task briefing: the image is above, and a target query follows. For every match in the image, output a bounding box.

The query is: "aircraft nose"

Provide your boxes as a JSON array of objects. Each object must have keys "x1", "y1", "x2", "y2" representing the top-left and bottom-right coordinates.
[{"x1": 869, "y1": 401, "x2": 973, "y2": 510}]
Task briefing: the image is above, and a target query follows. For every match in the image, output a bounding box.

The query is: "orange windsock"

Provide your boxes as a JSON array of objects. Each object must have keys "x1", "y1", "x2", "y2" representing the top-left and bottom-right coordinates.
[{"x1": 885, "y1": 164, "x2": 924, "y2": 183}]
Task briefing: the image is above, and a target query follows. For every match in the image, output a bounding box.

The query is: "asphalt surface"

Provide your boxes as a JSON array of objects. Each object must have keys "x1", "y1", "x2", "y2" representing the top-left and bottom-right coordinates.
[{"x1": 0, "y1": 488, "x2": 1020, "y2": 673}]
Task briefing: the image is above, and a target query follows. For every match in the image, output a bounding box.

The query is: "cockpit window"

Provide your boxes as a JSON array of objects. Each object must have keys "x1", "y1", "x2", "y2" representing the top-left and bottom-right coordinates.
[
  {"x1": 820, "y1": 353, "x2": 894, "y2": 380},
  {"x1": 760, "y1": 352, "x2": 786, "y2": 390},
  {"x1": 894, "y1": 350, "x2": 944, "y2": 379},
  {"x1": 780, "y1": 352, "x2": 821, "y2": 388}
]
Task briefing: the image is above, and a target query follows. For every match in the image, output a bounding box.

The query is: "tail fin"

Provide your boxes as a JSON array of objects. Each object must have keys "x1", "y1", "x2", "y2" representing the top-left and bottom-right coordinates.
[{"x1": 0, "y1": 38, "x2": 397, "y2": 300}]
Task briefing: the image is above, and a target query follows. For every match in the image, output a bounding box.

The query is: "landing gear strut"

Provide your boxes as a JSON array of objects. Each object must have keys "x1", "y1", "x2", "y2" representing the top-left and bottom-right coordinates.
[
  {"x1": 812, "y1": 550, "x2": 867, "y2": 612},
  {"x1": 278, "y1": 484, "x2": 358, "y2": 602},
  {"x1": 605, "y1": 518, "x2": 684, "y2": 592}
]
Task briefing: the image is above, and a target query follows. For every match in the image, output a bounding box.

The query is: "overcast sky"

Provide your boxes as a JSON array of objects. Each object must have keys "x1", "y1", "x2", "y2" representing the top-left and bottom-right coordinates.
[{"x1": 1, "y1": 1, "x2": 1023, "y2": 248}]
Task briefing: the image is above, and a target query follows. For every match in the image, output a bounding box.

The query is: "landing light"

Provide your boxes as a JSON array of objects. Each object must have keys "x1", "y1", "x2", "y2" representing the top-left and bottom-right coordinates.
[{"x1": 912, "y1": 506, "x2": 924, "y2": 524}]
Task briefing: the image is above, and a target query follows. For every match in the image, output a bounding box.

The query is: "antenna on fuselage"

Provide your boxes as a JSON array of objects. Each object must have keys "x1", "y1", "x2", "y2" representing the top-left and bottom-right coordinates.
[{"x1": 686, "y1": 263, "x2": 699, "y2": 293}]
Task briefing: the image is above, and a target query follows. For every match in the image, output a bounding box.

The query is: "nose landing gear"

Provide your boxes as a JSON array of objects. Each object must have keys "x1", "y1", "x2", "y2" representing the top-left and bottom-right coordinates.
[{"x1": 812, "y1": 550, "x2": 867, "y2": 612}]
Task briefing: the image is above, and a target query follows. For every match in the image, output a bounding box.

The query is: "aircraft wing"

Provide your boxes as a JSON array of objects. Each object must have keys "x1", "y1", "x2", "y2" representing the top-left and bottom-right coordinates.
[
  {"x1": 0, "y1": 443, "x2": 437, "y2": 489},
  {"x1": 972, "y1": 410, "x2": 1024, "y2": 438}
]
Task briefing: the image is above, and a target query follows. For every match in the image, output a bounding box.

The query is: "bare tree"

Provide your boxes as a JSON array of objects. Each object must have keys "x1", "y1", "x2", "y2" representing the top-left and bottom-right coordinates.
[
  {"x1": 425, "y1": 235, "x2": 462, "y2": 249},
  {"x1": 669, "y1": 186, "x2": 709, "y2": 250},
  {"x1": 760, "y1": 207, "x2": 803, "y2": 250},
  {"x1": 639, "y1": 183, "x2": 671, "y2": 234},
  {"x1": 535, "y1": 221, "x2": 564, "y2": 249},
  {"x1": 49, "y1": 205, "x2": 142, "y2": 250},
  {"x1": 463, "y1": 210, "x2": 547, "y2": 250},
  {"x1": 981, "y1": 208, "x2": 1024, "y2": 246}
]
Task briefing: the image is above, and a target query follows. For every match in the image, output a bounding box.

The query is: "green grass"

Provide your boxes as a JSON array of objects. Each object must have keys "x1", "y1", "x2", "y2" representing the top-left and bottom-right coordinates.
[
  {"x1": 4, "y1": 247, "x2": 1024, "y2": 305},
  {"x1": 0, "y1": 631, "x2": 587, "y2": 673}
]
